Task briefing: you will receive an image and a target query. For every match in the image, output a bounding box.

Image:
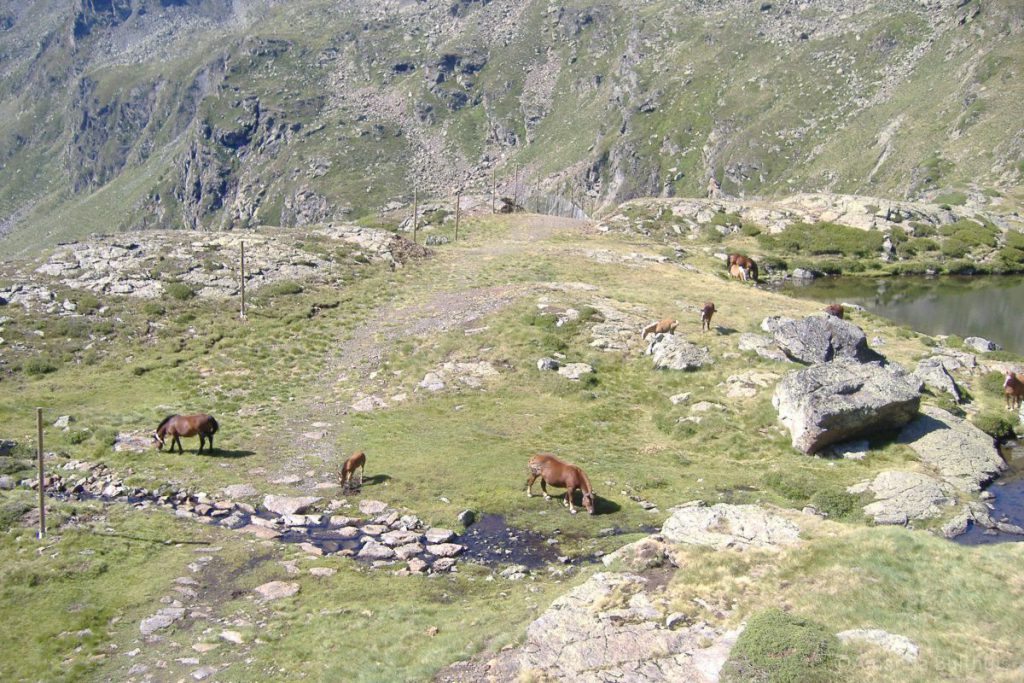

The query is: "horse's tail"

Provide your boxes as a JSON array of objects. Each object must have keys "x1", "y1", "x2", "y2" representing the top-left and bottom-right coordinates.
[
  {"x1": 208, "y1": 416, "x2": 219, "y2": 434},
  {"x1": 156, "y1": 414, "x2": 176, "y2": 434}
]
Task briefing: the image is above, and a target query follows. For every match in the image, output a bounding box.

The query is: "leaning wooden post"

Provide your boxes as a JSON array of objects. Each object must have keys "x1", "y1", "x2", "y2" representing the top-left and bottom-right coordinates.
[
  {"x1": 491, "y1": 167, "x2": 496, "y2": 213},
  {"x1": 454, "y1": 189, "x2": 462, "y2": 242},
  {"x1": 36, "y1": 407, "x2": 45, "y2": 539},
  {"x1": 412, "y1": 189, "x2": 419, "y2": 244},
  {"x1": 513, "y1": 164, "x2": 519, "y2": 210},
  {"x1": 239, "y1": 240, "x2": 247, "y2": 320}
]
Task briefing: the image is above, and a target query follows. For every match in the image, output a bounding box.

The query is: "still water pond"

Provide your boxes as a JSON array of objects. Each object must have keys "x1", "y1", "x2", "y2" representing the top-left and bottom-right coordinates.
[{"x1": 778, "y1": 275, "x2": 1024, "y2": 355}]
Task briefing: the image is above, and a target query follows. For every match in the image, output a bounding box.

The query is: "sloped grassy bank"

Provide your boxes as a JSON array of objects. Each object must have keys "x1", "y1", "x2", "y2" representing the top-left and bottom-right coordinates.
[{"x1": 0, "y1": 214, "x2": 1023, "y2": 681}]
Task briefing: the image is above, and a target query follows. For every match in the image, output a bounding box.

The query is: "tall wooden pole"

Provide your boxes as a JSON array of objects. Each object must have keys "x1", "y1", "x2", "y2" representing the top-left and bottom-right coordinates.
[
  {"x1": 36, "y1": 408, "x2": 45, "y2": 539},
  {"x1": 412, "y1": 189, "x2": 419, "y2": 244},
  {"x1": 513, "y1": 164, "x2": 519, "y2": 211},
  {"x1": 491, "y1": 167, "x2": 496, "y2": 213},
  {"x1": 239, "y1": 241, "x2": 246, "y2": 320},
  {"x1": 454, "y1": 189, "x2": 462, "y2": 242}
]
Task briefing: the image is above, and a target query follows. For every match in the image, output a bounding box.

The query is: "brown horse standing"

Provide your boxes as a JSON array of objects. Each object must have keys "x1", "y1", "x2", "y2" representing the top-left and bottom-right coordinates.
[
  {"x1": 341, "y1": 451, "x2": 366, "y2": 491},
  {"x1": 824, "y1": 303, "x2": 845, "y2": 319},
  {"x1": 154, "y1": 414, "x2": 219, "y2": 453},
  {"x1": 642, "y1": 318, "x2": 678, "y2": 339},
  {"x1": 1004, "y1": 371, "x2": 1024, "y2": 411},
  {"x1": 700, "y1": 302, "x2": 716, "y2": 332},
  {"x1": 727, "y1": 253, "x2": 759, "y2": 282},
  {"x1": 526, "y1": 454, "x2": 595, "y2": 515}
]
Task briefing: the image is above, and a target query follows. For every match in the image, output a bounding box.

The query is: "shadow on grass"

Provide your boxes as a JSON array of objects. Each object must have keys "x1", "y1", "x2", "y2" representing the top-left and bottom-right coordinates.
[
  {"x1": 593, "y1": 495, "x2": 621, "y2": 515},
  {"x1": 343, "y1": 474, "x2": 392, "y2": 494},
  {"x1": 193, "y1": 448, "x2": 256, "y2": 458},
  {"x1": 715, "y1": 326, "x2": 739, "y2": 335}
]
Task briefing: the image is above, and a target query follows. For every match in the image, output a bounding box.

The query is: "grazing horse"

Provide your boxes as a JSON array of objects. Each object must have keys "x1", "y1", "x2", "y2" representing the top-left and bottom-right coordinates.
[
  {"x1": 824, "y1": 303, "x2": 845, "y2": 319},
  {"x1": 727, "y1": 253, "x2": 759, "y2": 282},
  {"x1": 341, "y1": 451, "x2": 366, "y2": 491},
  {"x1": 1005, "y1": 371, "x2": 1024, "y2": 411},
  {"x1": 700, "y1": 302, "x2": 716, "y2": 332},
  {"x1": 526, "y1": 454, "x2": 595, "y2": 515},
  {"x1": 642, "y1": 318, "x2": 678, "y2": 339},
  {"x1": 154, "y1": 414, "x2": 218, "y2": 454}
]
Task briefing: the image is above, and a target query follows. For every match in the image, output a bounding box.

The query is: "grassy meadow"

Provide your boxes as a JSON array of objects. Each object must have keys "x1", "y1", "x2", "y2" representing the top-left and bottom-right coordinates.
[{"x1": 0, "y1": 213, "x2": 1022, "y2": 680}]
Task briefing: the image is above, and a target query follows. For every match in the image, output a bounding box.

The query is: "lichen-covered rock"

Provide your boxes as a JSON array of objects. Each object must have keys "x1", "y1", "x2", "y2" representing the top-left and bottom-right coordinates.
[
  {"x1": 773, "y1": 359, "x2": 922, "y2": 454},
  {"x1": 914, "y1": 357, "x2": 963, "y2": 403},
  {"x1": 851, "y1": 470, "x2": 955, "y2": 524},
  {"x1": 898, "y1": 405, "x2": 1006, "y2": 492},
  {"x1": 769, "y1": 315, "x2": 876, "y2": 365},
  {"x1": 262, "y1": 495, "x2": 320, "y2": 516},
  {"x1": 661, "y1": 502, "x2": 800, "y2": 550},
  {"x1": 646, "y1": 333, "x2": 712, "y2": 371}
]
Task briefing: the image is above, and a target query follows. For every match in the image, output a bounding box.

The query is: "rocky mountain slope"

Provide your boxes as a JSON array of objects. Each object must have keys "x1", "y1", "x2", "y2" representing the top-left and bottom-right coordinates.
[{"x1": 0, "y1": 0, "x2": 1022, "y2": 252}]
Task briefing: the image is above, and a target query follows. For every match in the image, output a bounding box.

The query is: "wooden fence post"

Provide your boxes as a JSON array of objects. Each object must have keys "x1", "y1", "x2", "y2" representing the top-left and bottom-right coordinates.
[
  {"x1": 36, "y1": 408, "x2": 45, "y2": 540},
  {"x1": 454, "y1": 189, "x2": 462, "y2": 242},
  {"x1": 413, "y1": 189, "x2": 419, "y2": 244},
  {"x1": 239, "y1": 240, "x2": 247, "y2": 321},
  {"x1": 491, "y1": 167, "x2": 496, "y2": 213}
]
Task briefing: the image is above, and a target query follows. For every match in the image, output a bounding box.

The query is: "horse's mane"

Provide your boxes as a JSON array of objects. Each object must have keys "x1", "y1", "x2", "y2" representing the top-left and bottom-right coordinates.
[
  {"x1": 156, "y1": 414, "x2": 176, "y2": 432},
  {"x1": 578, "y1": 467, "x2": 593, "y2": 494}
]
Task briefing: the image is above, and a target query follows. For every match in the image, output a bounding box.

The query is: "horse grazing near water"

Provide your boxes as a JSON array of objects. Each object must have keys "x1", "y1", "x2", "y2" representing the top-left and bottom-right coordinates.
[
  {"x1": 341, "y1": 451, "x2": 366, "y2": 491},
  {"x1": 727, "y1": 253, "x2": 759, "y2": 282},
  {"x1": 526, "y1": 454, "x2": 595, "y2": 515},
  {"x1": 700, "y1": 302, "x2": 716, "y2": 332},
  {"x1": 1005, "y1": 371, "x2": 1024, "y2": 411},
  {"x1": 154, "y1": 414, "x2": 218, "y2": 453},
  {"x1": 824, "y1": 303, "x2": 845, "y2": 319},
  {"x1": 642, "y1": 318, "x2": 678, "y2": 339}
]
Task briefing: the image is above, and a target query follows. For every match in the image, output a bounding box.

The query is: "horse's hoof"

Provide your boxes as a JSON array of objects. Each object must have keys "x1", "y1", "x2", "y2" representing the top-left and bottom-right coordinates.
[{"x1": 570, "y1": 509, "x2": 577, "y2": 515}]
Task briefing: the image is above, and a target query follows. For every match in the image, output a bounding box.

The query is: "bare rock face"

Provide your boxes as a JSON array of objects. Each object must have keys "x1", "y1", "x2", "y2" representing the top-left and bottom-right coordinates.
[
  {"x1": 508, "y1": 572, "x2": 740, "y2": 682},
  {"x1": 262, "y1": 495, "x2": 321, "y2": 516},
  {"x1": 661, "y1": 502, "x2": 800, "y2": 550},
  {"x1": 850, "y1": 470, "x2": 955, "y2": 524},
  {"x1": 769, "y1": 315, "x2": 876, "y2": 365},
  {"x1": 773, "y1": 359, "x2": 922, "y2": 454},
  {"x1": 254, "y1": 581, "x2": 300, "y2": 601},
  {"x1": 646, "y1": 333, "x2": 712, "y2": 371},
  {"x1": 898, "y1": 406, "x2": 1006, "y2": 492},
  {"x1": 914, "y1": 357, "x2": 963, "y2": 403}
]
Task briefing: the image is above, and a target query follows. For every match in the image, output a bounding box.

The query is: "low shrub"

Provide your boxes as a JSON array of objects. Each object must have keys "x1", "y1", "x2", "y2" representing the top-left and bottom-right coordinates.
[
  {"x1": 934, "y1": 191, "x2": 968, "y2": 206},
  {"x1": 758, "y1": 221, "x2": 884, "y2": 258},
  {"x1": 940, "y1": 238, "x2": 969, "y2": 259},
  {"x1": 142, "y1": 302, "x2": 166, "y2": 317},
  {"x1": 972, "y1": 412, "x2": 1016, "y2": 441},
  {"x1": 24, "y1": 356, "x2": 58, "y2": 376},
  {"x1": 721, "y1": 608, "x2": 839, "y2": 683},
  {"x1": 263, "y1": 280, "x2": 304, "y2": 297},
  {"x1": 762, "y1": 471, "x2": 815, "y2": 502},
  {"x1": 810, "y1": 487, "x2": 861, "y2": 521},
  {"x1": 164, "y1": 282, "x2": 195, "y2": 301}
]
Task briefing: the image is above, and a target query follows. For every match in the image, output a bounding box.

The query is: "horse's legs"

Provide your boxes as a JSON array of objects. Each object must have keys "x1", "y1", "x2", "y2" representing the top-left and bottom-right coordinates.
[
  {"x1": 526, "y1": 473, "x2": 538, "y2": 497},
  {"x1": 173, "y1": 435, "x2": 182, "y2": 453},
  {"x1": 565, "y1": 487, "x2": 576, "y2": 514},
  {"x1": 209, "y1": 432, "x2": 214, "y2": 452},
  {"x1": 198, "y1": 434, "x2": 205, "y2": 454},
  {"x1": 540, "y1": 478, "x2": 552, "y2": 500},
  {"x1": 358, "y1": 464, "x2": 364, "y2": 489}
]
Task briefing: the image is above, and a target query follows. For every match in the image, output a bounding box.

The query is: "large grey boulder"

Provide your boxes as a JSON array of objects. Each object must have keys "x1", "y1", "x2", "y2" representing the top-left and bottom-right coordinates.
[
  {"x1": 661, "y1": 502, "x2": 800, "y2": 550},
  {"x1": 262, "y1": 495, "x2": 321, "y2": 516},
  {"x1": 964, "y1": 336, "x2": 1000, "y2": 353},
  {"x1": 914, "y1": 357, "x2": 963, "y2": 403},
  {"x1": 738, "y1": 333, "x2": 789, "y2": 362},
  {"x1": 773, "y1": 359, "x2": 922, "y2": 454},
  {"x1": 769, "y1": 315, "x2": 876, "y2": 365},
  {"x1": 850, "y1": 470, "x2": 955, "y2": 524},
  {"x1": 646, "y1": 333, "x2": 711, "y2": 371},
  {"x1": 898, "y1": 405, "x2": 1006, "y2": 492}
]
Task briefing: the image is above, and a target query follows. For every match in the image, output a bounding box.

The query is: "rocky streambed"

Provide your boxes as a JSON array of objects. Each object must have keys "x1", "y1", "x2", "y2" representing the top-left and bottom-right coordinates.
[{"x1": 36, "y1": 459, "x2": 572, "y2": 577}]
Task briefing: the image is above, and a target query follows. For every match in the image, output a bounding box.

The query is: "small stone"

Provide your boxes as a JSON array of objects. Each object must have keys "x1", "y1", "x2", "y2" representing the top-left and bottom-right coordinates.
[
  {"x1": 192, "y1": 666, "x2": 217, "y2": 681},
  {"x1": 431, "y1": 557, "x2": 457, "y2": 572},
  {"x1": 395, "y1": 543, "x2": 424, "y2": 560},
  {"x1": 299, "y1": 542, "x2": 323, "y2": 556},
  {"x1": 357, "y1": 540, "x2": 396, "y2": 561},
  {"x1": 426, "y1": 543, "x2": 465, "y2": 558},
  {"x1": 457, "y1": 510, "x2": 475, "y2": 527},
  {"x1": 220, "y1": 630, "x2": 244, "y2": 644},
  {"x1": 222, "y1": 484, "x2": 258, "y2": 498},
  {"x1": 537, "y1": 357, "x2": 561, "y2": 371},
  {"x1": 309, "y1": 567, "x2": 337, "y2": 577},
  {"x1": 358, "y1": 499, "x2": 389, "y2": 515},
  {"x1": 254, "y1": 581, "x2": 300, "y2": 601},
  {"x1": 263, "y1": 495, "x2": 320, "y2": 516},
  {"x1": 424, "y1": 528, "x2": 455, "y2": 544},
  {"x1": 407, "y1": 558, "x2": 428, "y2": 573},
  {"x1": 669, "y1": 393, "x2": 691, "y2": 405},
  {"x1": 53, "y1": 415, "x2": 73, "y2": 429}
]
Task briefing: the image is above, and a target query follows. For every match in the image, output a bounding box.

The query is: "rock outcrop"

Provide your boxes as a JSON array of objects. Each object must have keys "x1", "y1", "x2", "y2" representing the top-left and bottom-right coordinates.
[
  {"x1": 768, "y1": 315, "x2": 877, "y2": 365},
  {"x1": 897, "y1": 406, "x2": 1005, "y2": 492},
  {"x1": 661, "y1": 502, "x2": 800, "y2": 550},
  {"x1": 914, "y1": 357, "x2": 963, "y2": 403},
  {"x1": 646, "y1": 333, "x2": 712, "y2": 371},
  {"x1": 773, "y1": 359, "x2": 922, "y2": 454},
  {"x1": 850, "y1": 470, "x2": 955, "y2": 525}
]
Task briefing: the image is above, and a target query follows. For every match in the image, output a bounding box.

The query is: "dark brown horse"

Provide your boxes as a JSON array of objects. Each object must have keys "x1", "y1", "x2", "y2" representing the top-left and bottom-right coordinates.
[
  {"x1": 341, "y1": 451, "x2": 366, "y2": 491},
  {"x1": 154, "y1": 414, "x2": 219, "y2": 453},
  {"x1": 1005, "y1": 371, "x2": 1024, "y2": 411},
  {"x1": 642, "y1": 318, "x2": 678, "y2": 339},
  {"x1": 727, "y1": 253, "x2": 759, "y2": 282},
  {"x1": 526, "y1": 454, "x2": 595, "y2": 515},
  {"x1": 700, "y1": 302, "x2": 716, "y2": 332},
  {"x1": 824, "y1": 303, "x2": 845, "y2": 319}
]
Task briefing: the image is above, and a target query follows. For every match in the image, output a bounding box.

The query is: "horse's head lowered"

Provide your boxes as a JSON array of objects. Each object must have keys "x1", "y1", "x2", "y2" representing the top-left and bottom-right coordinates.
[{"x1": 581, "y1": 491, "x2": 596, "y2": 515}]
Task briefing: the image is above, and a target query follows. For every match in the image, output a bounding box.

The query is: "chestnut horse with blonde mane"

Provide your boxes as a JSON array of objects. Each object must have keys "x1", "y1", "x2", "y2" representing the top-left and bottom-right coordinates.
[
  {"x1": 1005, "y1": 371, "x2": 1024, "y2": 411},
  {"x1": 642, "y1": 318, "x2": 678, "y2": 339},
  {"x1": 154, "y1": 414, "x2": 219, "y2": 453},
  {"x1": 341, "y1": 451, "x2": 366, "y2": 491},
  {"x1": 727, "y1": 253, "x2": 759, "y2": 282},
  {"x1": 526, "y1": 454, "x2": 595, "y2": 515}
]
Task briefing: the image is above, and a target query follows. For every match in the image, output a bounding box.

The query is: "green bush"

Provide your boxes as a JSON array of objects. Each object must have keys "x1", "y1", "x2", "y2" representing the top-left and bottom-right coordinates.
[
  {"x1": 23, "y1": 356, "x2": 58, "y2": 376},
  {"x1": 740, "y1": 222, "x2": 762, "y2": 237},
  {"x1": 142, "y1": 302, "x2": 166, "y2": 317},
  {"x1": 940, "y1": 238, "x2": 969, "y2": 258},
  {"x1": 263, "y1": 280, "x2": 304, "y2": 297},
  {"x1": 997, "y1": 247, "x2": 1024, "y2": 269},
  {"x1": 910, "y1": 222, "x2": 937, "y2": 237},
  {"x1": 1005, "y1": 230, "x2": 1024, "y2": 250},
  {"x1": 758, "y1": 222, "x2": 884, "y2": 258},
  {"x1": 66, "y1": 430, "x2": 91, "y2": 445},
  {"x1": 721, "y1": 608, "x2": 839, "y2": 683},
  {"x1": 72, "y1": 292, "x2": 101, "y2": 313},
  {"x1": 762, "y1": 471, "x2": 815, "y2": 502},
  {"x1": 164, "y1": 282, "x2": 195, "y2": 301},
  {"x1": 905, "y1": 237, "x2": 940, "y2": 254},
  {"x1": 810, "y1": 487, "x2": 860, "y2": 521},
  {"x1": 972, "y1": 412, "x2": 1016, "y2": 441},
  {"x1": 939, "y1": 219, "x2": 998, "y2": 248}
]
